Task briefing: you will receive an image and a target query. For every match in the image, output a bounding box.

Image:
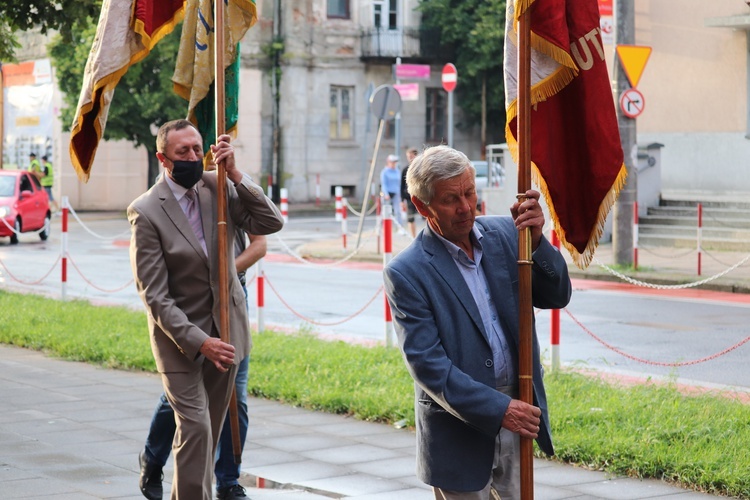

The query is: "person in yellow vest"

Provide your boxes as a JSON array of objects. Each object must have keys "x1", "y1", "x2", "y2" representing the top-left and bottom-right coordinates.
[
  {"x1": 40, "y1": 155, "x2": 57, "y2": 212},
  {"x1": 28, "y1": 153, "x2": 43, "y2": 180}
]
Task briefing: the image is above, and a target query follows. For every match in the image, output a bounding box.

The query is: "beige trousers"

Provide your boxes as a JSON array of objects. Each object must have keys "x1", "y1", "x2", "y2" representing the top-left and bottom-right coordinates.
[{"x1": 162, "y1": 359, "x2": 237, "y2": 500}]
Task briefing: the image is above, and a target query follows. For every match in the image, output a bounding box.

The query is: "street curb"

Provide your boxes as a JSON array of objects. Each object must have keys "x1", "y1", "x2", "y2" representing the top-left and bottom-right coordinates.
[{"x1": 242, "y1": 473, "x2": 343, "y2": 499}]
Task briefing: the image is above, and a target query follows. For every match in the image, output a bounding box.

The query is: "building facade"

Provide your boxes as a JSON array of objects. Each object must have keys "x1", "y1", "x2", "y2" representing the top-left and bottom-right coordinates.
[
  {"x1": 5, "y1": 0, "x2": 750, "y2": 209},
  {"x1": 238, "y1": 0, "x2": 480, "y2": 203},
  {"x1": 628, "y1": 0, "x2": 750, "y2": 200}
]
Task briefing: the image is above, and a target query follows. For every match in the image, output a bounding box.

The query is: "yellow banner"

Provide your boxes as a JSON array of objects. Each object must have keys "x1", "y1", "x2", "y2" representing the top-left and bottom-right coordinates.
[{"x1": 172, "y1": 0, "x2": 256, "y2": 116}]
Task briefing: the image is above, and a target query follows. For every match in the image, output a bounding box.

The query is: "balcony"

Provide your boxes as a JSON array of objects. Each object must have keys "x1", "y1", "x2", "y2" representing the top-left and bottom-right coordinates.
[{"x1": 360, "y1": 26, "x2": 447, "y2": 62}]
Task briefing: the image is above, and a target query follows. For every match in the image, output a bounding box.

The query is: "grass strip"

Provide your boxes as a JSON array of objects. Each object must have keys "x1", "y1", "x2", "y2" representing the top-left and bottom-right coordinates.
[{"x1": 0, "y1": 289, "x2": 747, "y2": 497}]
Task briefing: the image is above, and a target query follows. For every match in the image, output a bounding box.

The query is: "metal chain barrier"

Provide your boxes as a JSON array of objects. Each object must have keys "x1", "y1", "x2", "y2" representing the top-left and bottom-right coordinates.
[
  {"x1": 274, "y1": 231, "x2": 376, "y2": 267},
  {"x1": 704, "y1": 210, "x2": 746, "y2": 229},
  {"x1": 65, "y1": 252, "x2": 135, "y2": 293},
  {"x1": 703, "y1": 249, "x2": 742, "y2": 268},
  {"x1": 563, "y1": 307, "x2": 750, "y2": 367},
  {"x1": 264, "y1": 273, "x2": 383, "y2": 326},
  {"x1": 391, "y1": 218, "x2": 415, "y2": 241},
  {"x1": 0, "y1": 214, "x2": 49, "y2": 236},
  {"x1": 0, "y1": 254, "x2": 60, "y2": 285},
  {"x1": 343, "y1": 198, "x2": 377, "y2": 217},
  {"x1": 66, "y1": 205, "x2": 131, "y2": 240},
  {"x1": 638, "y1": 244, "x2": 695, "y2": 259},
  {"x1": 593, "y1": 254, "x2": 750, "y2": 289}
]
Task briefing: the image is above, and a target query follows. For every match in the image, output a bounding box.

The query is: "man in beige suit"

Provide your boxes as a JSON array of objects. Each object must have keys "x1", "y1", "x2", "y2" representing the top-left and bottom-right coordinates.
[{"x1": 128, "y1": 119, "x2": 283, "y2": 499}]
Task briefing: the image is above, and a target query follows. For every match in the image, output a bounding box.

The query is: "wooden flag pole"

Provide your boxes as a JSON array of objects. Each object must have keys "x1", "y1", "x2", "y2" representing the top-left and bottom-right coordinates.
[
  {"x1": 516, "y1": 4, "x2": 535, "y2": 500},
  {"x1": 214, "y1": 0, "x2": 243, "y2": 465}
]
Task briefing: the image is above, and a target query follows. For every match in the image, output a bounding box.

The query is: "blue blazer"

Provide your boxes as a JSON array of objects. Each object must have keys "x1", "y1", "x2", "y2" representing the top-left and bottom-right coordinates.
[{"x1": 384, "y1": 216, "x2": 572, "y2": 491}]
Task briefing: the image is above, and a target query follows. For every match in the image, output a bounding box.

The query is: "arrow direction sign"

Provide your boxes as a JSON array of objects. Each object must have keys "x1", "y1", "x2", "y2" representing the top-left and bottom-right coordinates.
[{"x1": 619, "y1": 88, "x2": 645, "y2": 119}]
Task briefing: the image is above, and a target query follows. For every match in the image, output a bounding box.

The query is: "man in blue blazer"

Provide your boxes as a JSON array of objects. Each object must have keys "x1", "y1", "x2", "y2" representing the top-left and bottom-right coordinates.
[{"x1": 384, "y1": 145, "x2": 571, "y2": 500}]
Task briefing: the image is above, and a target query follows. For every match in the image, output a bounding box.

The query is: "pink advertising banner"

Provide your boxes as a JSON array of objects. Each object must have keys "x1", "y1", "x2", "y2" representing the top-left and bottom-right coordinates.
[
  {"x1": 393, "y1": 83, "x2": 420, "y2": 101},
  {"x1": 394, "y1": 64, "x2": 431, "y2": 80}
]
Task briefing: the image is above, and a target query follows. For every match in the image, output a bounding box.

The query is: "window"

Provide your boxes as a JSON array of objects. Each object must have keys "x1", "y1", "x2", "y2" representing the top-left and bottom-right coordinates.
[
  {"x1": 373, "y1": 0, "x2": 398, "y2": 29},
  {"x1": 425, "y1": 88, "x2": 447, "y2": 143},
  {"x1": 330, "y1": 86, "x2": 354, "y2": 140},
  {"x1": 383, "y1": 119, "x2": 395, "y2": 140},
  {"x1": 327, "y1": 0, "x2": 349, "y2": 19},
  {"x1": 388, "y1": 0, "x2": 398, "y2": 29},
  {"x1": 19, "y1": 174, "x2": 32, "y2": 193}
]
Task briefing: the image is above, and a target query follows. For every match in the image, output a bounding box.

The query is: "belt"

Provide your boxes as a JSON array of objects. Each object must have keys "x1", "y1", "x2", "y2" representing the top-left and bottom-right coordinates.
[{"x1": 238, "y1": 272, "x2": 246, "y2": 287}]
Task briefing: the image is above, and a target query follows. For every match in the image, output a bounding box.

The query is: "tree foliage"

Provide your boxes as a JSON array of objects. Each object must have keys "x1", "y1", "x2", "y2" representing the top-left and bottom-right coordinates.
[
  {"x1": 0, "y1": 0, "x2": 100, "y2": 61},
  {"x1": 419, "y1": 0, "x2": 508, "y2": 142},
  {"x1": 49, "y1": 23, "x2": 187, "y2": 185}
]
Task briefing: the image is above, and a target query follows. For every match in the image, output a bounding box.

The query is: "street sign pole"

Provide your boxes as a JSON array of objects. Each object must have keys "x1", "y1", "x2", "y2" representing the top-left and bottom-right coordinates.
[
  {"x1": 442, "y1": 64, "x2": 457, "y2": 147},
  {"x1": 447, "y1": 92, "x2": 453, "y2": 148},
  {"x1": 356, "y1": 85, "x2": 402, "y2": 249},
  {"x1": 394, "y1": 57, "x2": 401, "y2": 159},
  {"x1": 613, "y1": 0, "x2": 637, "y2": 267}
]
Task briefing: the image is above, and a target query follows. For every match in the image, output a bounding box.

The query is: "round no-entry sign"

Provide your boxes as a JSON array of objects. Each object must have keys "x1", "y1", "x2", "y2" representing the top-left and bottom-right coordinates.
[
  {"x1": 619, "y1": 88, "x2": 645, "y2": 119},
  {"x1": 442, "y1": 63, "x2": 457, "y2": 93}
]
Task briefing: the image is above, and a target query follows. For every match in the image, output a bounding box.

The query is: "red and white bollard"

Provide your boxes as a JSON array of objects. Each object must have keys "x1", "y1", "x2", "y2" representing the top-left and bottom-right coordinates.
[
  {"x1": 335, "y1": 186, "x2": 343, "y2": 222},
  {"x1": 256, "y1": 259, "x2": 265, "y2": 332},
  {"x1": 280, "y1": 188, "x2": 288, "y2": 223},
  {"x1": 550, "y1": 229, "x2": 561, "y2": 372},
  {"x1": 315, "y1": 173, "x2": 321, "y2": 207},
  {"x1": 61, "y1": 196, "x2": 69, "y2": 301},
  {"x1": 633, "y1": 201, "x2": 639, "y2": 270},
  {"x1": 697, "y1": 203, "x2": 703, "y2": 276},
  {"x1": 341, "y1": 197, "x2": 348, "y2": 251},
  {"x1": 267, "y1": 174, "x2": 273, "y2": 200},
  {"x1": 376, "y1": 195, "x2": 382, "y2": 254},
  {"x1": 383, "y1": 204, "x2": 394, "y2": 347}
]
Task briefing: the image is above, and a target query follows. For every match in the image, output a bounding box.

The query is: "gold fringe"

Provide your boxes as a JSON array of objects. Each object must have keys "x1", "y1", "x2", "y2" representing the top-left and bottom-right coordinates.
[
  {"x1": 504, "y1": 63, "x2": 575, "y2": 157},
  {"x1": 131, "y1": 5, "x2": 187, "y2": 68},
  {"x1": 529, "y1": 66, "x2": 576, "y2": 107},
  {"x1": 536, "y1": 163, "x2": 628, "y2": 269},
  {"x1": 505, "y1": 98, "x2": 628, "y2": 269},
  {"x1": 174, "y1": 81, "x2": 191, "y2": 102},
  {"x1": 513, "y1": 0, "x2": 536, "y2": 22},
  {"x1": 530, "y1": 32, "x2": 577, "y2": 71}
]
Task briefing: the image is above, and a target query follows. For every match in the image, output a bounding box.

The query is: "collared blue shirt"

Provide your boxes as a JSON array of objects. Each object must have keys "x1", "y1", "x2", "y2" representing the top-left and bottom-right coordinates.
[{"x1": 434, "y1": 224, "x2": 516, "y2": 385}]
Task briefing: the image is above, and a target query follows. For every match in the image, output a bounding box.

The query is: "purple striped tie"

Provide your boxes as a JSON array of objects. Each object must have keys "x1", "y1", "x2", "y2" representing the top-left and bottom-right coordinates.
[{"x1": 185, "y1": 189, "x2": 207, "y2": 256}]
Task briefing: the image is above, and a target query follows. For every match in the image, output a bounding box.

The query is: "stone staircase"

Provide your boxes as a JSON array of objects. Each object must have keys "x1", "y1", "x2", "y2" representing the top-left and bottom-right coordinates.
[{"x1": 638, "y1": 197, "x2": 750, "y2": 251}]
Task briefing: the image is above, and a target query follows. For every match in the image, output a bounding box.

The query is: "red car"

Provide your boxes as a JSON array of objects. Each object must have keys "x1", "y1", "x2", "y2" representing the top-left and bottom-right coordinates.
[{"x1": 0, "y1": 170, "x2": 51, "y2": 244}]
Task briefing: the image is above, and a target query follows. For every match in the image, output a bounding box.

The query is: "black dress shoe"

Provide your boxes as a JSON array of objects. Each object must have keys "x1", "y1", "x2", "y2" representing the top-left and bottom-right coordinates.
[
  {"x1": 216, "y1": 484, "x2": 248, "y2": 499},
  {"x1": 138, "y1": 450, "x2": 163, "y2": 500}
]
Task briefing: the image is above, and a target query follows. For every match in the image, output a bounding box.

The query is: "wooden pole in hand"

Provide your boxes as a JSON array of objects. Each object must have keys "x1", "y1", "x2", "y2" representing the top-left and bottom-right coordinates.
[
  {"x1": 214, "y1": 0, "x2": 242, "y2": 465},
  {"x1": 516, "y1": 4, "x2": 535, "y2": 499}
]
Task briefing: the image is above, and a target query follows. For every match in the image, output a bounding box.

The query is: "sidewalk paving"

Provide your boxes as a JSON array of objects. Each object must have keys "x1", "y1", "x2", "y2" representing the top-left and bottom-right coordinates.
[{"x1": 0, "y1": 344, "x2": 729, "y2": 499}]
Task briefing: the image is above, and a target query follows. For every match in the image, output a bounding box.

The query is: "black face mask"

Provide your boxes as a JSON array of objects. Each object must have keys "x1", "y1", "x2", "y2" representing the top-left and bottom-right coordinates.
[{"x1": 165, "y1": 156, "x2": 203, "y2": 189}]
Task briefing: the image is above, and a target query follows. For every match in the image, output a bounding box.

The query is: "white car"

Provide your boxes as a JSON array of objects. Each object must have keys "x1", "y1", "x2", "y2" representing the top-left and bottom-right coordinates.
[{"x1": 471, "y1": 160, "x2": 504, "y2": 189}]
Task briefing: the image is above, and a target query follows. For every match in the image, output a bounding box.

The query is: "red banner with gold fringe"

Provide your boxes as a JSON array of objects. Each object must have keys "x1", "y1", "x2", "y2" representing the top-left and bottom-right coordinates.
[{"x1": 505, "y1": 0, "x2": 625, "y2": 269}]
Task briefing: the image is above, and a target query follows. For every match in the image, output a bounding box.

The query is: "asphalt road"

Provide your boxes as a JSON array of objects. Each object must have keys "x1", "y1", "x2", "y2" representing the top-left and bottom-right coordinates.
[{"x1": 1, "y1": 212, "x2": 748, "y2": 393}]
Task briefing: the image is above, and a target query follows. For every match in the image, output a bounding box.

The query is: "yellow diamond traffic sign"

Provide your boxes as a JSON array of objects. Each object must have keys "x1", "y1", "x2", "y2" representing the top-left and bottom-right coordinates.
[{"x1": 616, "y1": 45, "x2": 652, "y2": 88}]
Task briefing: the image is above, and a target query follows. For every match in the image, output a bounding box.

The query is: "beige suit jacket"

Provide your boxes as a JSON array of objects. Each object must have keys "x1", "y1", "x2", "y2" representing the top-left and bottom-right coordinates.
[{"x1": 128, "y1": 173, "x2": 283, "y2": 373}]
